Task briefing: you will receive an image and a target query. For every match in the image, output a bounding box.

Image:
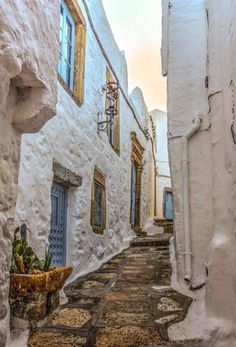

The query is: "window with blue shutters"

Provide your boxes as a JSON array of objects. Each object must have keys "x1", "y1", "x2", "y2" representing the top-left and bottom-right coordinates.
[{"x1": 58, "y1": 0, "x2": 75, "y2": 91}]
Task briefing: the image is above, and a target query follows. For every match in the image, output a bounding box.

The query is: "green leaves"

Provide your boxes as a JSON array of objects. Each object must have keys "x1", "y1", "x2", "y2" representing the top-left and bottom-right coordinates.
[
  {"x1": 11, "y1": 223, "x2": 52, "y2": 274},
  {"x1": 14, "y1": 254, "x2": 25, "y2": 274},
  {"x1": 25, "y1": 247, "x2": 34, "y2": 256},
  {"x1": 13, "y1": 239, "x2": 24, "y2": 257},
  {"x1": 43, "y1": 248, "x2": 52, "y2": 271}
]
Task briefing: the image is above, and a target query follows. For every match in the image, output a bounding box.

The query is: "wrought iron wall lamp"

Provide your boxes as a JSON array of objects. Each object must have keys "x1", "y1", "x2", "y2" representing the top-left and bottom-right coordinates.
[{"x1": 97, "y1": 81, "x2": 119, "y2": 132}]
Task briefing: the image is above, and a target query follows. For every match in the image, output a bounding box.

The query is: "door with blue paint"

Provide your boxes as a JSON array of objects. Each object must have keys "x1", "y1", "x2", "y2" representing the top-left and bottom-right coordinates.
[
  {"x1": 49, "y1": 182, "x2": 68, "y2": 266},
  {"x1": 165, "y1": 191, "x2": 173, "y2": 220}
]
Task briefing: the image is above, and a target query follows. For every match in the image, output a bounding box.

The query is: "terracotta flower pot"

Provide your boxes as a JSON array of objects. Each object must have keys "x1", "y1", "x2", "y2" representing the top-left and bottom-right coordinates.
[
  {"x1": 10, "y1": 266, "x2": 72, "y2": 321},
  {"x1": 10, "y1": 266, "x2": 72, "y2": 296}
]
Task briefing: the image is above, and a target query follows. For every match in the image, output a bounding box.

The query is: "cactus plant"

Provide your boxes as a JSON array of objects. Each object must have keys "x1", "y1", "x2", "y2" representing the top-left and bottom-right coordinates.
[
  {"x1": 42, "y1": 248, "x2": 52, "y2": 271},
  {"x1": 11, "y1": 224, "x2": 52, "y2": 274}
]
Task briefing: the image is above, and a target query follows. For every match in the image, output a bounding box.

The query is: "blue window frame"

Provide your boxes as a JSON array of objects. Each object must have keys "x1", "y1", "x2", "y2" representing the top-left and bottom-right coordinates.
[{"x1": 59, "y1": 0, "x2": 75, "y2": 91}]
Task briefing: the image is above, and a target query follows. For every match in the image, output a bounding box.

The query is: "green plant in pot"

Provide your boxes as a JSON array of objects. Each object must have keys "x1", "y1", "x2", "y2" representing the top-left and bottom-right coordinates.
[
  {"x1": 11, "y1": 223, "x2": 52, "y2": 274},
  {"x1": 10, "y1": 223, "x2": 72, "y2": 322}
]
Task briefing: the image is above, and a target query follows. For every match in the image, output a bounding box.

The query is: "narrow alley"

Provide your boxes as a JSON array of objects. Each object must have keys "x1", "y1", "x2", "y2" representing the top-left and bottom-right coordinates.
[
  {"x1": 2, "y1": 0, "x2": 236, "y2": 346},
  {"x1": 27, "y1": 234, "x2": 199, "y2": 347}
]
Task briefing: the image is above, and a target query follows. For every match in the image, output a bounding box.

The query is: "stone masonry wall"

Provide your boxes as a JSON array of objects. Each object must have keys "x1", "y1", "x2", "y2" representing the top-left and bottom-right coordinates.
[
  {"x1": 0, "y1": 1, "x2": 59, "y2": 346},
  {"x1": 16, "y1": 0, "x2": 155, "y2": 284}
]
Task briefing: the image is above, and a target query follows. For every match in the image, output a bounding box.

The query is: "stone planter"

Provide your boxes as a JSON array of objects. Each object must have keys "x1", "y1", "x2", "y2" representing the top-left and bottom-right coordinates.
[{"x1": 9, "y1": 266, "x2": 72, "y2": 321}]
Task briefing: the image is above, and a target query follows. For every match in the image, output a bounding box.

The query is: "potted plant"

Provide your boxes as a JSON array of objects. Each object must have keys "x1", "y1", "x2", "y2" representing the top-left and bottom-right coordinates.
[{"x1": 9, "y1": 223, "x2": 72, "y2": 321}]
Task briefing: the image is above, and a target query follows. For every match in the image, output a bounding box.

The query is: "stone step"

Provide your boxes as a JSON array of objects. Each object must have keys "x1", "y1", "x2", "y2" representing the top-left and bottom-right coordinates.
[
  {"x1": 154, "y1": 218, "x2": 173, "y2": 225},
  {"x1": 154, "y1": 218, "x2": 174, "y2": 234},
  {"x1": 131, "y1": 235, "x2": 171, "y2": 247}
]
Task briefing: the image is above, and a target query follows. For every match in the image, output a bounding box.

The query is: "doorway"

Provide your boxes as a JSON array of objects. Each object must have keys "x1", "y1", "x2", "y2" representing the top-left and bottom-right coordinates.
[
  {"x1": 130, "y1": 132, "x2": 144, "y2": 233},
  {"x1": 49, "y1": 181, "x2": 68, "y2": 266},
  {"x1": 164, "y1": 190, "x2": 173, "y2": 220},
  {"x1": 130, "y1": 161, "x2": 138, "y2": 226}
]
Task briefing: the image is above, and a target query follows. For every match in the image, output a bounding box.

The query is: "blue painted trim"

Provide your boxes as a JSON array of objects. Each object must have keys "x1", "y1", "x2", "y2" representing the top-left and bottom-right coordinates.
[{"x1": 59, "y1": 0, "x2": 75, "y2": 91}]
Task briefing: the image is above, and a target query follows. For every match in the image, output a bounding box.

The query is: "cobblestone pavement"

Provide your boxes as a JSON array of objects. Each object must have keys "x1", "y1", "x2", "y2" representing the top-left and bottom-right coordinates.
[{"x1": 28, "y1": 235, "x2": 202, "y2": 347}]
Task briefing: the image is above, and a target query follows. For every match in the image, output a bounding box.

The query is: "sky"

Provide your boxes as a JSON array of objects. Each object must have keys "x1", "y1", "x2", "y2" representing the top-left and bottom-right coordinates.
[{"x1": 102, "y1": 0, "x2": 167, "y2": 111}]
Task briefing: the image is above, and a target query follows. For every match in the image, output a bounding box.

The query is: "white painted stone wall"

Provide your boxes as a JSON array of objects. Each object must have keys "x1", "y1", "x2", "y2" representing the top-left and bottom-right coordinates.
[
  {"x1": 162, "y1": 0, "x2": 236, "y2": 345},
  {"x1": 130, "y1": 87, "x2": 150, "y2": 130},
  {"x1": 16, "y1": 0, "x2": 155, "y2": 287},
  {"x1": 150, "y1": 109, "x2": 171, "y2": 218},
  {"x1": 0, "y1": 1, "x2": 59, "y2": 346}
]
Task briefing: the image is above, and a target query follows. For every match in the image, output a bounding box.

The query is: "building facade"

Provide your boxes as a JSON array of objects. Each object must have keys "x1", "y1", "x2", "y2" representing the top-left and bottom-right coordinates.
[
  {"x1": 15, "y1": 0, "x2": 156, "y2": 285},
  {"x1": 162, "y1": 0, "x2": 236, "y2": 345},
  {"x1": 0, "y1": 1, "x2": 59, "y2": 346},
  {"x1": 150, "y1": 109, "x2": 172, "y2": 220}
]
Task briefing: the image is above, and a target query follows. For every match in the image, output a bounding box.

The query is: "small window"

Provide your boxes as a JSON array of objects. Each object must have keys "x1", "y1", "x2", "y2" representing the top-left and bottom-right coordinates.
[
  {"x1": 58, "y1": 0, "x2": 86, "y2": 105},
  {"x1": 94, "y1": 181, "x2": 104, "y2": 227},
  {"x1": 106, "y1": 68, "x2": 120, "y2": 153},
  {"x1": 59, "y1": 1, "x2": 75, "y2": 91},
  {"x1": 91, "y1": 169, "x2": 106, "y2": 234}
]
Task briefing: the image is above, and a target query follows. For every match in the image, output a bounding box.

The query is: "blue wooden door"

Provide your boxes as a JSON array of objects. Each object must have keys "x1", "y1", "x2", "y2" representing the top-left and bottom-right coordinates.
[
  {"x1": 49, "y1": 182, "x2": 68, "y2": 266},
  {"x1": 165, "y1": 191, "x2": 173, "y2": 220},
  {"x1": 131, "y1": 162, "x2": 137, "y2": 225}
]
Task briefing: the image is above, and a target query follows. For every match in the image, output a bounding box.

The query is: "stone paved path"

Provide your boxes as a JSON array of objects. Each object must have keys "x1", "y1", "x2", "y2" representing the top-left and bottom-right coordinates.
[{"x1": 28, "y1": 235, "x2": 202, "y2": 347}]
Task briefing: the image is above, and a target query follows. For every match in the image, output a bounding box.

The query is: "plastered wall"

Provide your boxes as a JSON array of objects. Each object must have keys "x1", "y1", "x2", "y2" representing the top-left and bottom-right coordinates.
[
  {"x1": 150, "y1": 109, "x2": 171, "y2": 218},
  {"x1": 162, "y1": 0, "x2": 213, "y2": 289},
  {"x1": 0, "y1": 1, "x2": 59, "y2": 346},
  {"x1": 162, "y1": 0, "x2": 236, "y2": 345},
  {"x1": 16, "y1": 0, "x2": 155, "y2": 285}
]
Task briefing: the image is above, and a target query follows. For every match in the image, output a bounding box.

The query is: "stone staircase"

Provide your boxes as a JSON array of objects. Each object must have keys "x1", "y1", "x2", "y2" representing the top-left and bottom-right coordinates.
[{"x1": 154, "y1": 218, "x2": 174, "y2": 234}]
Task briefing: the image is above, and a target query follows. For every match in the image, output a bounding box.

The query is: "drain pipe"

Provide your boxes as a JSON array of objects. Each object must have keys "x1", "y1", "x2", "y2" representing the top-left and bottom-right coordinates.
[{"x1": 183, "y1": 116, "x2": 201, "y2": 283}]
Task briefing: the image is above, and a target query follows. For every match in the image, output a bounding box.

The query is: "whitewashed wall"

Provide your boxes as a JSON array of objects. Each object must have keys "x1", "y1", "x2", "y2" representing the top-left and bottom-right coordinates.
[
  {"x1": 16, "y1": 0, "x2": 155, "y2": 281},
  {"x1": 0, "y1": 1, "x2": 59, "y2": 346},
  {"x1": 162, "y1": 0, "x2": 236, "y2": 345},
  {"x1": 150, "y1": 109, "x2": 171, "y2": 218},
  {"x1": 162, "y1": 0, "x2": 212, "y2": 288}
]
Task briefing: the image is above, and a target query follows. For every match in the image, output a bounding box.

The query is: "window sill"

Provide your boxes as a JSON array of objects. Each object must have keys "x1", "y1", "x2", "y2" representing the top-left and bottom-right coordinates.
[
  {"x1": 92, "y1": 226, "x2": 105, "y2": 235},
  {"x1": 58, "y1": 74, "x2": 82, "y2": 107}
]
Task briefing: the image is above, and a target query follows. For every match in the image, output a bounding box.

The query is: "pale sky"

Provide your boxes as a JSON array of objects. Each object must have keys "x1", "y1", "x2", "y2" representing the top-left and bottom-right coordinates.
[{"x1": 102, "y1": 0, "x2": 167, "y2": 111}]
